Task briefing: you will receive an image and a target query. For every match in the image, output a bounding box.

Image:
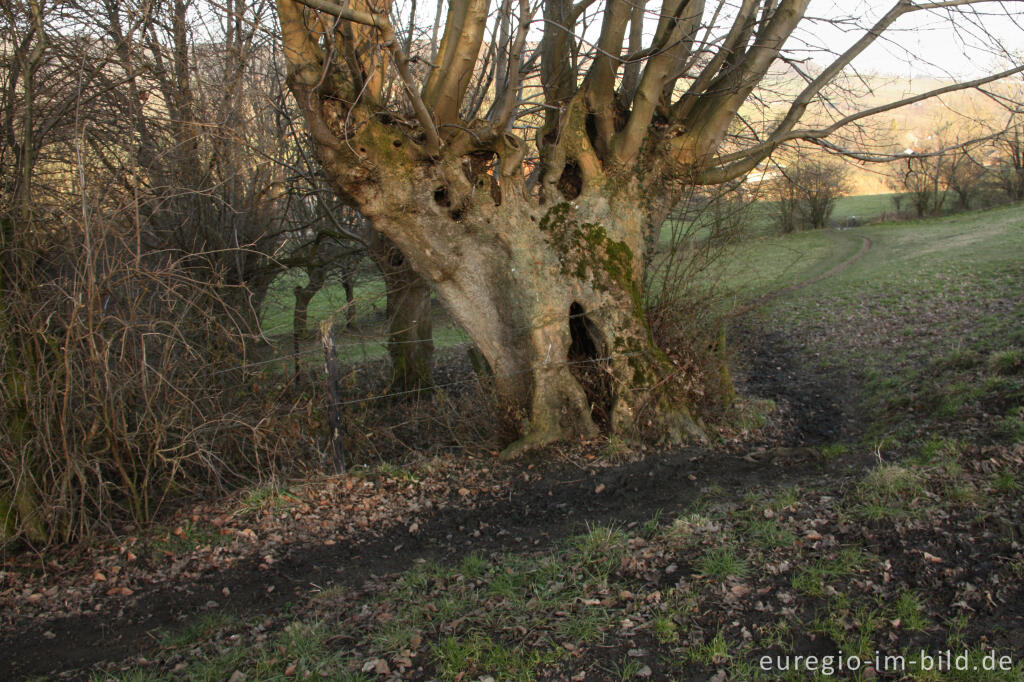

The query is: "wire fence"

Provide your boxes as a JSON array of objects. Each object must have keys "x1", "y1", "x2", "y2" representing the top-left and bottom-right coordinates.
[{"x1": 200, "y1": 298, "x2": 670, "y2": 423}]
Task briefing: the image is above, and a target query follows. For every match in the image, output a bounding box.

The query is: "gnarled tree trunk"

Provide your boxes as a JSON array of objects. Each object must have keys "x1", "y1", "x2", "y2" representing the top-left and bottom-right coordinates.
[
  {"x1": 275, "y1": 0, "x2": 1023, "y2": 455},
  {"x1": 308, "y1": 115, "x2": 703, "y2": 454}
]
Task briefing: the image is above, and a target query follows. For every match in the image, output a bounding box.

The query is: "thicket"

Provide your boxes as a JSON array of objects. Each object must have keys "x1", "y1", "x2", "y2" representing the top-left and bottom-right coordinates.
[{"x1": 0, "y1": 0, "x2": 319, "y2": 546}]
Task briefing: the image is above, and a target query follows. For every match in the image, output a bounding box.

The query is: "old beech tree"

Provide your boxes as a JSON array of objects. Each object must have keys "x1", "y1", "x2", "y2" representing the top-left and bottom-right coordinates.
[{"x1": 276, "y1": 0, "x2": 1022, "y2": 454}]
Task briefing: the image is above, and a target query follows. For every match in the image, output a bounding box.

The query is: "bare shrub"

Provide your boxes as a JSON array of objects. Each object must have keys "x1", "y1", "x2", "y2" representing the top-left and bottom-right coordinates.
[
  {"x1": 644, "y1": 185, "x2": 750, "y2": 425},
  {"x1": 0, "y1": 216, "x2": 304, "y2": 546},
  {"x1": 994, "y1": 123, "x2": 1024, "y2": 202},
  {"x1": 768, "y1": 154, "x2": 850, "y2": 232}
]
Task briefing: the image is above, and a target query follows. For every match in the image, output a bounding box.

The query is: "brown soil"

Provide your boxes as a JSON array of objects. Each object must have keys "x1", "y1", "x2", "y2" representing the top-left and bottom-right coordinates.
[{"x1": 0, "y1": 329, "x2": 867, "y2": 681}]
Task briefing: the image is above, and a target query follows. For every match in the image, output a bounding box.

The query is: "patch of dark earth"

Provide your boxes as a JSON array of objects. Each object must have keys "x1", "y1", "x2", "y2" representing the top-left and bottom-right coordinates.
[
  {"x1": 1, "y1": 328, "x2": 876, "y2": 680},
  {"x1": 728, "y1": 317, "x2": 866, "y2": 449}
]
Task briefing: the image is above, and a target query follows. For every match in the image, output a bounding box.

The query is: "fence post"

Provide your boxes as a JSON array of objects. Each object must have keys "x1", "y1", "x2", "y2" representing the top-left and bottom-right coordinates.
[{"x1": 319, "y1": 318, "x2": 346, "y2": 474}]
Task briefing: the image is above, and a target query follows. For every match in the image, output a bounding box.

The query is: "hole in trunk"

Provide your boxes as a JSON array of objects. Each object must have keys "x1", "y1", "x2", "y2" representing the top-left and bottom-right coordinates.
[
  {"x1": 557, "y1": 161, "x2": 582, "y2": 200},
  {"x1": 433, "y1": 186, "x2": 451, "y2": 207},
  {"x1": 567, "y1": 302, "x2": 613, "y2": 426}
]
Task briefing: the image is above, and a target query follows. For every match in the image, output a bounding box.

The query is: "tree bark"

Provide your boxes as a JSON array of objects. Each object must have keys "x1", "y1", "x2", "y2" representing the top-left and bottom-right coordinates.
[
  {"x1": 367, "y1": 236, "x2": 434, "y2": 393},
  {"x1": 292, "y1": 268, "x2": 326, "y2": 374},
  {"x1": 278, "y1": 77, "x2": 706, "y2": 453},
  {"x1": 354, "y1": 163, "x2": 703, "y2": 455},
  {"x1": 342, "y1": 274, "x2": 357, "y2": 330}
]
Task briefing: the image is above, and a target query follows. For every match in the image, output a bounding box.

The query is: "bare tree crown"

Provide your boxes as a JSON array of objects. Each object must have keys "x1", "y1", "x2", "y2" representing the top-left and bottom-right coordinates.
[{"x1": 278, "y1": 0, "x2": 1024, "y2": 206}]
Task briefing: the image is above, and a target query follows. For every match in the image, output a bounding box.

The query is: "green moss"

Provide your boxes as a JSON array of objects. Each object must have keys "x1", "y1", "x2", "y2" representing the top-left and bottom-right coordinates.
[
  {"x1": 538, "y1": 203, "x2": 676, "y2": 391},
  {"x1": 539, "y1": 203, "x2": 644, "y2": 323}
]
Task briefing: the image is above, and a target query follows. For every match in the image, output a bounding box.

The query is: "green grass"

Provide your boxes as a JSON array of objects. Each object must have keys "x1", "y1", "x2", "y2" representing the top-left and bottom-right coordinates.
[
  {"x1": 791, "y1": 547, "x2": 870, "y2": 597},
  {"x1": 659, "y1": 192, "x2": 905, "y2": 247},
  {"x1": 258, "y1": 269, "x2": 472, "y2": 364},
  {"x1": 711, "y1": 202, "x2": 1024, "y2": 307},
  {"x1": 892, "y1": 591, "x2": 930, "y2": 631},
  {"x1": 102, "y1": 202, "x2": 1024, "y2": 682},
  {"x1": 260, "y1": 271, "x2": 384, "y2": 337},
  {"x1": 144, "y1": 519, "x2": 232, "y2": 556},
  {"x1": 725, "y1": 203, "x2": 1024, "y2": 452},
  {"x1": 696, "y1": 546, "x2": 748, "y2": 579},
  {"x1": 809, "y1": 594, "x2": 883, "y2": 659},
  {"x1": 158, "y1": 612, "x2": 242, "y2": 650},
  {"x1": 121, "y1": 523, "x2": 646, "y2": 681},
  {"x1": 687, "y1": 630, "x2": 731, "y2": 665},
  {"x1": 849, "y1": 464, "x2": 927, "y2": 521},
  {"x1": 744, "y1": 517, "x2": 797, "y2": 551},
  {"x1": 820, "y1": 442, "x2": 849, "y2": 462},
  {"x1": 708, "y1": 227, "x2": 861, "y2": 301},
  {"x1": 829, "y1": 192, "x2": 903, "y2": 224}
]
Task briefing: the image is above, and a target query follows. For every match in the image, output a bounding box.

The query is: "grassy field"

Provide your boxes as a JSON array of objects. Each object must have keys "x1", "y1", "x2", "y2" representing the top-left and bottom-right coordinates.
[
  {"x1": 658, "y1": 192, "x2": 904, "y2": 247},
  {"x1": 259, "y1": 271, "x2": 470, "y2": 365},
  {"x1": 259, "y1": 270, "x2": 387, "y2": 338},
  {"x1": 90, "y1": 203, "x2": 1024, "y2": 681},
  {"x1": 709, "y1": 202, "x2": 1022, "y2": 298},
  {"x1": 749, "y1": 204, "x2": 1024, "y2": 447}
]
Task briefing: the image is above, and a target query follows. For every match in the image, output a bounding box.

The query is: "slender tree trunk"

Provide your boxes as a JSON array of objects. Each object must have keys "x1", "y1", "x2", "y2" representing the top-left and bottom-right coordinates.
[
  {"x1": 292, "y1": 269, "x2": 326, "y2": 374},
  {"x1": 368, "y1": 236, "x2": 434, "y2": 393},
  {"x1": 342, "y1": 273, "x2": 357, "y2": 330}
]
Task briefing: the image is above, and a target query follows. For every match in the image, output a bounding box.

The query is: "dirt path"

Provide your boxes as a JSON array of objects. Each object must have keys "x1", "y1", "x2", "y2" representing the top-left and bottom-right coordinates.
[
  {"x1": 731, "y1": 230, "x2": 872, "y2": 316},
  {"x1": 0, "y1": 329, "x2": 871, "y2": 681}
]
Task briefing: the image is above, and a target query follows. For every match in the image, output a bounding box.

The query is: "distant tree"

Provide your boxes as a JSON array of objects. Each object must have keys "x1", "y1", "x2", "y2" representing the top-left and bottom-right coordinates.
[
  {"x1": 893, "y1": 152, "x2": 947, "y2": 218},
  {"x1": 890, "y1": 121, "x2": 995, "y2": 217},
  {"x1": 995, "y1": 122, "x2": 1024, "y2": 202},
  {"x1": 942, "y1": 149, "x2": 987, "y2": 211},
  {"x1": 769, "y1": 154, "x2": 850, "y2": 232}
]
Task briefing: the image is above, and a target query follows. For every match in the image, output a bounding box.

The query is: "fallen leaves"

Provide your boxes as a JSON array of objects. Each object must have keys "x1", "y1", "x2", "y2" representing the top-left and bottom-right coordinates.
[
  {"x1": 2, "y1": 458, "x2": 516, "y2": 624},
  {"x1": 360, "y1": 658, "x2": 390, "y2": 675}
]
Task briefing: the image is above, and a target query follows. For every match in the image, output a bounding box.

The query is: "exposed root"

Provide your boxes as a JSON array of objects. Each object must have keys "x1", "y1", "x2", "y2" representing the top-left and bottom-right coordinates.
[
  {"x1": 654, "y1": 407, "x2": 708, "y2": 445},
  {"x1": 499, "y1": 426, "x2": 566, "y2": 460}
]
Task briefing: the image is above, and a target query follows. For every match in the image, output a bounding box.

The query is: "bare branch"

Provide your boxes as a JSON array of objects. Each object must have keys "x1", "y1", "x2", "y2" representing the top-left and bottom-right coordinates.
[
  {"x1": 421, "y1": 0, "x2": 491, "y2": 125},
  {"x1": 704, "y1": 62, "x2": 1024, "y2": 179},
  {"x1": 289, "y1": 0, "x2": 442, "y2": 154}
]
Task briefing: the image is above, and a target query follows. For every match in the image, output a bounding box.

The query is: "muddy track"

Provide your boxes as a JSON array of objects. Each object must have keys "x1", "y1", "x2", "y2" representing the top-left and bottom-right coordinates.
[{"x1": 0, "y1": 329, "x2": 872, "y2": 681}]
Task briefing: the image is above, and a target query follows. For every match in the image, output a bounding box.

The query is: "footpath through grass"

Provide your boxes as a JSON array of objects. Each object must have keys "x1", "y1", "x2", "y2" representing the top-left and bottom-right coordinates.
[{"x1": 753, "y1": 204, "x2": 1024, "y2": 446}]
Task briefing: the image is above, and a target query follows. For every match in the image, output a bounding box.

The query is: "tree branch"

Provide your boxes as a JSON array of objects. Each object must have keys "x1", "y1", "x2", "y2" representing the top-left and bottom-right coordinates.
[
  {"x1": 585, "y1": 0, "x2": 632, "y2": 156},
  {"x1": 289, "y1": 0, "x2": 442, "y2": 154},
  {"x1": 670, "y1": 0, "x2": 758, "y2": 123},
  {"x1": 611, "y1": 0, "x2": 705, "y2": 168},
  {"x1": 421, "y1": 0, "x2": 491, "y2": 125},
  {"x1": 488, "y1": 0, "x2": 534, "y2": 133},
  {"x1": 707, "y1": 62, "x2": 1024, "y2": 175}
]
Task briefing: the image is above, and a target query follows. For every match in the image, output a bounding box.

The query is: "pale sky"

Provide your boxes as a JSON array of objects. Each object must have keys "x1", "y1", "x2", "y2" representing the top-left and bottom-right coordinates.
[
  {"x1": 387, "y1": 0, "x2": 1024, "y2": 79},
  {"x1": 799, "y1": 0, "x2": 1024, "y2": 78}
]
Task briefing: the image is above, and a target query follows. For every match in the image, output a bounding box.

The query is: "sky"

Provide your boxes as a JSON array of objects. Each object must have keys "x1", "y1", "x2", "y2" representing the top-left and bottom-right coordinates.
[
  {"x1": 301, "y1": 0, "x2": 1024, "y2": 81},
  {"x1": 801, "y1": 0, "x2": 1024, "y2": 79}
]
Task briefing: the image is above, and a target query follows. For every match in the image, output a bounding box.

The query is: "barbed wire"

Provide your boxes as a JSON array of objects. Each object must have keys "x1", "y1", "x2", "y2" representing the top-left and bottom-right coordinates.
[
  {"x1": 207, "y1": 323, "x2": 652, "y2": 410},
  {"x1": 331, "y1": 349, "x2": 649, "y2": 408}
]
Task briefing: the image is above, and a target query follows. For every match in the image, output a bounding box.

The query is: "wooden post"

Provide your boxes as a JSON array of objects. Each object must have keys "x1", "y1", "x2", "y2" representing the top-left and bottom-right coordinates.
[{"x1": 320, "y1": 318, "x2": 346, "y2": 474}]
